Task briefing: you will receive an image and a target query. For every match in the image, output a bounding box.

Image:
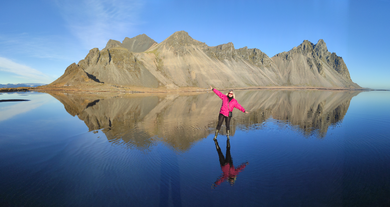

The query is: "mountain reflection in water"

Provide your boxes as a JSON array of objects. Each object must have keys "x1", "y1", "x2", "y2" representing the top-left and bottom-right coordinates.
[{"x1": 49, "y1": 90, "x2": 360, "y2": 151}]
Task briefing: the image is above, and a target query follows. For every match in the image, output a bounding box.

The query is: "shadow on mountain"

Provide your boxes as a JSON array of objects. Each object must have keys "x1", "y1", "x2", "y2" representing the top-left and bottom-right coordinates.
[
  {"x1": 86, "y1": 72, "x2": 103, "y2": 83},
  {"x1": 48, "y1": 90, "x2": 360, "y2": 151}
]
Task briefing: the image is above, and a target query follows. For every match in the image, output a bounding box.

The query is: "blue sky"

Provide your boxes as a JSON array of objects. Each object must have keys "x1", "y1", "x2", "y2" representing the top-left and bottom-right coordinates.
[{"x1": 0, "y1": 0, "x2": 389, "y2": 89}]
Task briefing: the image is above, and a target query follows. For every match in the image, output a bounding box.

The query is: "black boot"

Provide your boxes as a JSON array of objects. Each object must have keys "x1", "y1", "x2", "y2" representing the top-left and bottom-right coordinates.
[
  {"x1": 214, "y1": 139, "x2": 220, "y2": 150},
  {"x1": 213, "y1": 130, "x2": 219, "y2": 140}
]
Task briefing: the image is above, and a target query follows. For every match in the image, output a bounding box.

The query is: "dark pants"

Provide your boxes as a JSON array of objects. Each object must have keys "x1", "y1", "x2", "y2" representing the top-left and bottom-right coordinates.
[
  {"x1": 215, "y1": 139, "x2": 233, "y2": 167},
  {"x1": 216, "y1": 113, "x2": 231, "y2": 132}
]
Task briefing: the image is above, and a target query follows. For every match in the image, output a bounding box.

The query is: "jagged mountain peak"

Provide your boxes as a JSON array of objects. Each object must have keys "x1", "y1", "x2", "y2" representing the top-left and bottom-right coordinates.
[
  {"x1": 298, "y1": 40, "x2": 315, "y2": 52},
  {"x1": 279, "y1": 39, "x2": 330, "y2": 57},
  {"x1": 169, "y1": 30, "x2": 192, "y2": 39},
  {"x1": 136, "y1": 33, "x2": 148, "y2": 38},
  {"x1": 297, "y1": 39, "x2": 328, "y2": 52},
  {"x1": 103, "y1": 34, "x2": 156, "y2": 52},
  {"x1": 314, "y1": 39, "x2": 327, "y2": 50},
  {"x1": 313, "y1": 39, "x2": 328, "y2": 57},
  {"x1": 213, "y1": 42, "x2": 235, "y2": 50},
  {"x1": 123, "y1": 33, "x2": 153, "y2": 42},
  {"x1": 161, "y1": 31, "x2": 207, "y2": 48},
  {"x1": 105, "y1": 39, "x2": 123, "y2": 49},
  {"x1": 316, "y1": 39, "x2": 326, "y2": 45},
  {"x1": 122, "y1": 33, "x2": 156, "y2": 52}
]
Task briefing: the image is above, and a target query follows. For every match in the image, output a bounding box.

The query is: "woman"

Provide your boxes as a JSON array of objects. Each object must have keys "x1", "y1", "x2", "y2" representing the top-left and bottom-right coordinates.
[
  {"x1": 210, "y1": 86, "x2": 248, "y2": 140},
  {"x1": 212, "y1": 138, "x2": 248, "y2": 188}
]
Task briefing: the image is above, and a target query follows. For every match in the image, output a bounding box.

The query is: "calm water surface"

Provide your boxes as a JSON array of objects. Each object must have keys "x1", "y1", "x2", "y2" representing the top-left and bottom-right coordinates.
[{"x1": 0, "y1": 90, "x2": 390, "y2": 206}]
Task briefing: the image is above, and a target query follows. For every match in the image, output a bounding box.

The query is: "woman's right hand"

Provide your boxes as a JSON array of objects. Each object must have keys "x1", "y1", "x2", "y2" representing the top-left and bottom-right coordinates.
[{"x1": 210, "y1": 85, "x2": 213, "y2": 90}]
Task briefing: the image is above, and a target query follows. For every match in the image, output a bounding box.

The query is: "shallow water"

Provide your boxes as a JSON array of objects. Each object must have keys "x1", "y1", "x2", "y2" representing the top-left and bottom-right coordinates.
[{"x1": 1, "y1": 90, "x2": 390, "y2": 206}]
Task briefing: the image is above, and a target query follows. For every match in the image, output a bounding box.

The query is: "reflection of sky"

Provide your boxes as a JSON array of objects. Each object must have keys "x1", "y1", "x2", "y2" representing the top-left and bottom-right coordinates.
[
  {"x1": 347, "y1": 91, "x2": 390, "y2": 115},
  {"x1": 0, "y1": 92, "x2": 52, "y2": 122},
  {"x1": 342, "y1": 91, "x2": 390, "y2": 145},
  {"x1": 1, "y1": 91, "x2": 390, "y2": 206},
  {"x1": 344, "y1": 91, "x2": 390, "y2": 136}
]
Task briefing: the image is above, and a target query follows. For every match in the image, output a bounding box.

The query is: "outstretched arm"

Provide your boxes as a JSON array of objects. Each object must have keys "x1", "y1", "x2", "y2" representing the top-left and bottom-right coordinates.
[
  {"x1": 212, "y1": 175, "x2": 228, "y2": 189},
  {"x1": 236, "y1": 162, "x2": 249, "y2": 172},
  {"x1": 210, "y1": 86, "x2": 226, "y2": 100},
  {"x1": 235, "y1": 102, "x2": 248, "y2": 113}
]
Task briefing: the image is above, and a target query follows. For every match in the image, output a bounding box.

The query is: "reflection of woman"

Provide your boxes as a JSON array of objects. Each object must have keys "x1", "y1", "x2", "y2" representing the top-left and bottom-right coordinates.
[
  {"x1": 212, "y1": 139, "x2": 248, "y2": 188},
  {"x1": 210, "y1": 86, "x2": 248, "y2": 139}
]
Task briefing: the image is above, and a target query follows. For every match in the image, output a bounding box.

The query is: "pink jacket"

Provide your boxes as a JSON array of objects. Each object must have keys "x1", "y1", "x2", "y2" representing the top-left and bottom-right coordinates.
[
  {"x1": 212, "y1": 89, "x2": 245, "y2": 117},
  {"x1": 214, "y1": 163, "x2": 248, "y2": 186}
]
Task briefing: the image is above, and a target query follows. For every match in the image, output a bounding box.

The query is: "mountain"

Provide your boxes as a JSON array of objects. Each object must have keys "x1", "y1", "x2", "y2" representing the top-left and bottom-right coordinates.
[
  {"x1": 0, "y1": 83, "x2": 46, "y2": 88},
  {"x1": 271, "y1": 39, "x2": 356, "y2": 88},
  {"x1": 47, "y1": 31, "x2": 360, "y2": 89}
]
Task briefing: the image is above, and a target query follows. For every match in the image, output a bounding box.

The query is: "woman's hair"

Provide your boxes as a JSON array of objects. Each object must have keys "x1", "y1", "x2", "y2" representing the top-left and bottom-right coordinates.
[{"x1": 225, "y1": 90, "x2": 235, "y2": 99}]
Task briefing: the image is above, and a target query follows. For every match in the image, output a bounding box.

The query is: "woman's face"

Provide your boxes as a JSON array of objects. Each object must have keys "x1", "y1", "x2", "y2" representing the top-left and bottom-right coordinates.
[{"x1": 228, "y1": 91, "x2": 233, "y2": 98}]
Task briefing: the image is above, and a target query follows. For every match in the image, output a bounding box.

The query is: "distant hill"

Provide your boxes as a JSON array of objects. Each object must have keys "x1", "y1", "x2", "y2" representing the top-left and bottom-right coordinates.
[
  {"x1": 48, "y1": 31, "x2": 360, "y2": 89},
  {"x1": 0, "y1": 83, "x2": 46, "y2": 88}
]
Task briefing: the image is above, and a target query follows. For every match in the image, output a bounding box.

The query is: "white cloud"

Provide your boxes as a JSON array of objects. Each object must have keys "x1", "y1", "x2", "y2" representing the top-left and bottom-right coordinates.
[
  {"x1": 0, "y1": 93, "x2": 51, "y2": 122},
  {"x1": 55, "y1": 0, "x2": 143, "y2": 49},
  {"x1": 0, "y1": 57, "x2": 53, "y2": 83}
]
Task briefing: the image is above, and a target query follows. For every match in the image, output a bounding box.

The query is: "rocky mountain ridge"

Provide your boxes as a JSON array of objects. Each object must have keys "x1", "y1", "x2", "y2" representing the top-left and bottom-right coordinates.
[{"x1": 48, "y1": 31, "x2": 360, "y2": 89}]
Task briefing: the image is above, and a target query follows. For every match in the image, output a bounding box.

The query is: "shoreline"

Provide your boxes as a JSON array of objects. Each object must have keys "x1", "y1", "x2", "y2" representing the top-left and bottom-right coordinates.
[
  {"x1": 0, "y1": 87, "x2": 31, "y2": 92},
  {"x1": 0, "y1": 85, "x2": 374, "y2": 94}
]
